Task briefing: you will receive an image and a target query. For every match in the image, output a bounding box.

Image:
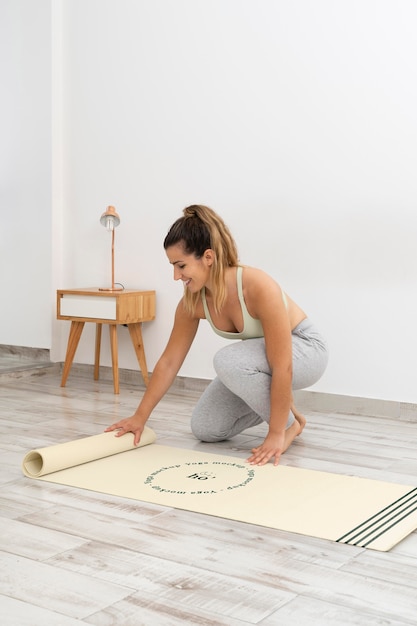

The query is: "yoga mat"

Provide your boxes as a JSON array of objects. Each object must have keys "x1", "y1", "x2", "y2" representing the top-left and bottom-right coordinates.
[{"x1": 22, "y1": 433, "x2": 417, "y2": 552}]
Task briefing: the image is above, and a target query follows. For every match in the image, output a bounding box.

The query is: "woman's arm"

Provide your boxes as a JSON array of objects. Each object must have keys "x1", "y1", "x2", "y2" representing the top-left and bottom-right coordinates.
[
  {"x1": 243, "y1": 269, "x2": 294, "y2": 465},
  {"x1": 105, "y1": 299, "x2": 199, "y2": 444}
]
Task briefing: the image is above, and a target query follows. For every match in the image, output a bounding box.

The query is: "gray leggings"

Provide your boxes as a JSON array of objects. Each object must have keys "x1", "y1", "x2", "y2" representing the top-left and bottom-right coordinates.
[{"x1": 191, "y1": 319, "x2": 328, "y2": 442}]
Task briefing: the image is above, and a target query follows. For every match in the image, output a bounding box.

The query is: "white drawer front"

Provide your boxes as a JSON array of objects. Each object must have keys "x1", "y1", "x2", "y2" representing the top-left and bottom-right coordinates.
[{"x1": 60, "y1": 295, "x2": 117, "y2": 320}]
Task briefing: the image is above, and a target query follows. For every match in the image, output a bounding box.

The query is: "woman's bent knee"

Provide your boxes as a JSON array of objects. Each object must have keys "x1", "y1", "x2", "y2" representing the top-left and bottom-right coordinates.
[
  {"x1": 190, "y1": 411, "x2": 230, "y2": 443},
  {"x1": 191, "y1": 422, "x2": 227, "y2": 443}
]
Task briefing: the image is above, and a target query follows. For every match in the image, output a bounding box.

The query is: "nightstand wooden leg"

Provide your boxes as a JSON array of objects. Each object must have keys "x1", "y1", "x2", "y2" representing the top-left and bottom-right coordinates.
[
  {"x1": 128, "y1": 322, "x2": 149, "y2": 385},
  {"x1": 94, "y1": 323, "x2": 102, "y2": 380},
  {"x1": 61, "y1": 321, "x2": 85, "y2": 387},
  {"x1": 109, "y1": 324, "x2": 119, "y2": 394}
]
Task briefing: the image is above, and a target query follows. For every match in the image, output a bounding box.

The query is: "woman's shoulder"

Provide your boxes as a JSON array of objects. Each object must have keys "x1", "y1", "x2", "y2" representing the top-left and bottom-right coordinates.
[{"x1": 240, "y1": 265, "x2": 280, "y2": 289}]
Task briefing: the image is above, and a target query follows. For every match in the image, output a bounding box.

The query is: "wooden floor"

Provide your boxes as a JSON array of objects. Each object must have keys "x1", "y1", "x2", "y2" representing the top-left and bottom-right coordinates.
[{"x1": 1, "y1": 365, "x2": 417, "y2": 625}]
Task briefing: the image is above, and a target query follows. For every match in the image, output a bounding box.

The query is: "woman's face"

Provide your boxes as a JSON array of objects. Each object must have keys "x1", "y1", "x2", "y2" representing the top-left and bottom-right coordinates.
[{"x1": 166, "y1": 243, "x2": 213, "y2": 293}]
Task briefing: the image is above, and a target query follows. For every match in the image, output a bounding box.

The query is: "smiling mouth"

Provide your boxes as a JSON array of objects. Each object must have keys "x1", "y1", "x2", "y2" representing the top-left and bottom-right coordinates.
[{"x1": 183, "y1": 279, "x2": 191, "y2": 287}]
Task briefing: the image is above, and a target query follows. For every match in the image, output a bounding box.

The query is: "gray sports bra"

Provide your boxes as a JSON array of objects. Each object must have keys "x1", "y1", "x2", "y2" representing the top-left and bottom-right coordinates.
[{"x1": 201, "y1": 266, "x2": 264, "y2": 340}]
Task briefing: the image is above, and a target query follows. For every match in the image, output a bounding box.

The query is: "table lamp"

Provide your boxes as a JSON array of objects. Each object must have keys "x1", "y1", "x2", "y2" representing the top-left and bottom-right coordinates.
[{"x1": 99, "y1": 205, "x2": 123, "y2": 291}]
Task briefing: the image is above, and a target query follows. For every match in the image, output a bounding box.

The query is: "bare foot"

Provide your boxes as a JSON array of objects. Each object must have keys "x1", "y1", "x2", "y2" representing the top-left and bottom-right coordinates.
[
  {"x1": 283, "y1": 419, "x2": 301, "y2": 453},
  {"x1": 291, "y1": 403, "x2": 307, "y2": 435}
]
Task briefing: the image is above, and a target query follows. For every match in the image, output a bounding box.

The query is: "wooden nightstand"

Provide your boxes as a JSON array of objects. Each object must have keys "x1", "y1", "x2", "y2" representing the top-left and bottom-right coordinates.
[{"x1": 57, "y1": 288, "x2": 155, "y2": 394}]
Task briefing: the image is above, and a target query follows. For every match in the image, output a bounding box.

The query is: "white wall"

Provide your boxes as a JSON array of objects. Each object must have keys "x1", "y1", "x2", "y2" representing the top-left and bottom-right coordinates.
[
  {"x1": 4, "y1": 1, "x2": 417, "y2": 404},
  {"x1": 0, "y1": 0, "x2": 52, "y2": 348}
]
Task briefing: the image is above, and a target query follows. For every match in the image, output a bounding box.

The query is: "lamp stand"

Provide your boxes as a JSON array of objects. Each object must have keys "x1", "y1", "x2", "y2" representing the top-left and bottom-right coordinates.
[{"x1": 99, "y1": 228, "x2": 123, "y2": 292}]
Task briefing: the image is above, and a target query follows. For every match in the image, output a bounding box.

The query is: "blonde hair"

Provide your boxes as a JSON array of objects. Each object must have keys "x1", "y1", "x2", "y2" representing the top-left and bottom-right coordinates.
[{"x1": 163, "y1": 205, "x2": 239, "y2": 315}]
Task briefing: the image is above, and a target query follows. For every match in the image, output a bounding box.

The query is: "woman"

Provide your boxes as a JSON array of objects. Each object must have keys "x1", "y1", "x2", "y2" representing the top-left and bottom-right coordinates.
[{"x1": 106, "y1": 204, "x2": 328, "y2": 465}]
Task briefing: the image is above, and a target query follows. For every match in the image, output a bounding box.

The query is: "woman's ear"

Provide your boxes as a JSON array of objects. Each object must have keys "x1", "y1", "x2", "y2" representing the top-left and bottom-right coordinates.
[{"x1": 204, "y1": 249, "x2": 215, "y2": 266}]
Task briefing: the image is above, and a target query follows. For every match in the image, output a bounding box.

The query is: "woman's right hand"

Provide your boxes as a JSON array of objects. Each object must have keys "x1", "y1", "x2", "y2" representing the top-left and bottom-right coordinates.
[{"x1": 105, "y1": 416, "x2": 145, "y2": 446}]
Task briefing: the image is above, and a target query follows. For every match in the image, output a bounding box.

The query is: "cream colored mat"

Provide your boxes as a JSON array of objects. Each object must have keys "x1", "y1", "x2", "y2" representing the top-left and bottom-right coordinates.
[{"x1": 22, "y1": 429, "x2": 417, "y2": 551}]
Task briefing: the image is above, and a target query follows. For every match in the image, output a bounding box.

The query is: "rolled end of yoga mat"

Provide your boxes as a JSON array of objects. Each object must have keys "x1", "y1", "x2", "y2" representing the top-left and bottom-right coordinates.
[
  {"x1": 22, "y1": 426, "x2": 157, "y2": 478},
  {"x1": 22, "y1": 450, "x2": 45, "y2": 478}
]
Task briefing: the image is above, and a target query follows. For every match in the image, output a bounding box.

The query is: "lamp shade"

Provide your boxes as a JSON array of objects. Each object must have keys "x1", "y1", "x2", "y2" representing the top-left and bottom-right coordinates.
[{"x1": 100, "y1": 206, "x2": 120, "y2": 230}]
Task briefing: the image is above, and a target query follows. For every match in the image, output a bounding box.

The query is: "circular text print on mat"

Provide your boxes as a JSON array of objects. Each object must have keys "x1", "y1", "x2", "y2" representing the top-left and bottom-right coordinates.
[{"x1": 144, "y1": 460, "x2": 255, "y2": 496}]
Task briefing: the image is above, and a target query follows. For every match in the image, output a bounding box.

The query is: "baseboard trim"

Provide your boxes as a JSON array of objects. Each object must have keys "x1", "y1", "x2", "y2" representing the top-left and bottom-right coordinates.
[
  {"x1": 293, "y1": 389, "x2": 416, "y2": 421},
  {"x1": 64, "y1": 363, "x2": 211, "y2": 393},
  {"x1": 0, "y1": 344, "x2": 50, "y2": 362},
  {"x1": 0, "y1": 344, "x2": 56, "y2": 381}
]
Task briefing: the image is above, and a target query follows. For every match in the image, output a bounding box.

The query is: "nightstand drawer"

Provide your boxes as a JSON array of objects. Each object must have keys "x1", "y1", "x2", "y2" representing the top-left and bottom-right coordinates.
[{"x1": 59, "y1": 295, "x2": 117, "y2": 320}]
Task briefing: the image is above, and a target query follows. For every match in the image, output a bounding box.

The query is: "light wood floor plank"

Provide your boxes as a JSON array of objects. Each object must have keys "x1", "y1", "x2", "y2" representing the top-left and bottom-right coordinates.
[
  {"x1": 47, "y1": 540, "x2": 294, "y2": 623},
  {"x1": 0, "y1": 517, "x2": 87, "y2": 560},
  {"x1": 85, "y1": 593, "x2": 259, "y2": 626},
  {"x1": 0, "y1": 595, "x2": 83, "y2": 626},
  {"x1": 0, "y1": 552, "x2": 133, "y2": 619},
  {"x1": 259, "y1": 595, "x2": 415, "y2": 626}
]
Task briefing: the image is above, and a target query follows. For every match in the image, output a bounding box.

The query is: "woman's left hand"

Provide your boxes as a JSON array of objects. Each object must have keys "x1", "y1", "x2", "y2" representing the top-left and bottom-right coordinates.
[{"x1": 247, "y1": 431, "x2": 286, "y2": 466}]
